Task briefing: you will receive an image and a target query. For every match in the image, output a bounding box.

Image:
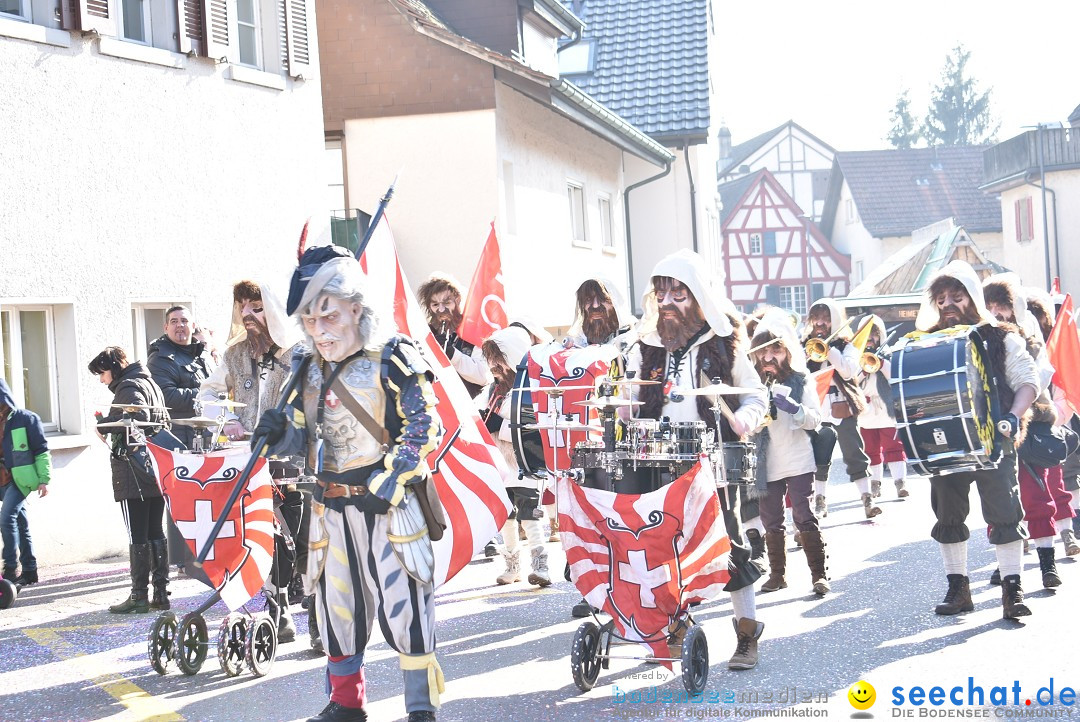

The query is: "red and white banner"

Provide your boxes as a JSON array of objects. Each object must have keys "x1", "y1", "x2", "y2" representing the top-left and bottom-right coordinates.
[
  {"x1": 557, "y1": 461, "x2": 730, "y2": 667},
  {"x1": 147, "y1": 444, "x2": 275, "y2": 611},
  {"x1": 1048, "y1": 293, "x2": 1080, "y2": 417},
  {"x1": 525, "y1": 343, "x2": 616, "y2": 474},
  {"x1": 458, "y1": 223, "x2": 508, "y2": 347},
  {"x1": 360, "y1": 216, "x2": 512, "y2": 588}
]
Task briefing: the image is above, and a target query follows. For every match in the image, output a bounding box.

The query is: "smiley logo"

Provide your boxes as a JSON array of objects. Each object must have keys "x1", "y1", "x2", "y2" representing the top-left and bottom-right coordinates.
[{"x1": 848, "y1": 680, "x2": 876, "y2": 710}]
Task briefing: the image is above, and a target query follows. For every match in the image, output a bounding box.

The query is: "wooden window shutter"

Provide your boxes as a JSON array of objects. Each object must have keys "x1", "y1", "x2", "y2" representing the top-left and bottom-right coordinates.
[
  {"x1": 203, "y1": 0, "x2": 233, "y2": 61},
  {"x1": 765, "y1": 285, "x2": 780, "y2": 306},
  {"x1": 763, "y1": 231, "x2": 777, "y2": 255},
  {"x1": 285, "y1": 0, "x2": 311, "y2": 77},
  {"x1": 177, "y1": 0, "x2": 206, "y2": 55},
  {"x1": 75, "y1": 0, "x2": 117, "y2": 35},
  {"x1": 1026, "y1": 197, "x2": 1034, "y2": 241},
  {"x1": 1014, "y1": 199, "x2": 1022, "y2": 240}
]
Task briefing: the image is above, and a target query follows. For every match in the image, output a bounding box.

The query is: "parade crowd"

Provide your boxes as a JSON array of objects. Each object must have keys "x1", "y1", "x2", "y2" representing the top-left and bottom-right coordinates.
[{"x1": 2, "y1": 242, "x2": 1079, "y2": 722}]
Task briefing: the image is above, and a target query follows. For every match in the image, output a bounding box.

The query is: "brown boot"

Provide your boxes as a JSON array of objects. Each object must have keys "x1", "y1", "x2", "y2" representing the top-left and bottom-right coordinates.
[
  {"x1": 760, "y1": 530, "x2": 787, "y2": 592},
  {"x1": 801, "y1": 529, "x2": 831, "y2": 595},
  {"x1": 934, "y1": 574, "x2": 973, "y2": 615},
  {"x1": 1001, "y1": 574, "x2": 1032, "y2": 619},
  {"x1": 728, "y1": 617, "x2": 764, "y2": 670},
  {"x1": 862, "y1": 493, "x2": 882, "y2": 519}
]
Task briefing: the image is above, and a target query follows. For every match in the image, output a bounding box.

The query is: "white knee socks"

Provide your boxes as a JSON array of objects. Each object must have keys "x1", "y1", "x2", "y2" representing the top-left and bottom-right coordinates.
[
  {"x1": 940, "y1": 541, "x2": 968, "y2": 575},
  {"x1": 888, "y1": 461, "x2": 907, "y2": 482},
  {"x1": 855, "y1": 477, "x2": 872, "y2": 496},
  {"x1": 814, "y1": 480, "x2": 827, "y2": 497},
  {"x1": 500, "y1": 519, "x2": 519, "y2": 554},
  {"x1": 731, "y1": 585, "x2": 756, "y2": 622},
  {"x1": 995, "y1": 540, "x2": 1023, "y2": 578},
  {"x1": 522, "y1": 519, "x2": 546, "y2": 549},
  {"x1": 869, "y1": 463, "x2": 884, "y2": 482}
]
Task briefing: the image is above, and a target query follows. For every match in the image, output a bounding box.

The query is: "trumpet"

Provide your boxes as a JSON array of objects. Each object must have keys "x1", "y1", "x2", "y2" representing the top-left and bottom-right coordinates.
[
  {"x1": 804, "y1": 315, "x2": 858, "y2": 363},
  {"x1": 860, "y1": 351, "x2": 883, "y2": 374}
]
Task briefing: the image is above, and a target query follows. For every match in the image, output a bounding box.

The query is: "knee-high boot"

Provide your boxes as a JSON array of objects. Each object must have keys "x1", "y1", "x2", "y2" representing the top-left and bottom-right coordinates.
[
  {"x1": 760, "y1": 531, "x2": 787, "y2": 592},
  {"x1": 801, "y1": 530, "x2": 831, "y2": 595},
  {"x1": 149, "y1": 538, "x2": 170, "y2": 610},
  {"x1": 110, "y1": 544, "x2": 150, "y2": 614}
]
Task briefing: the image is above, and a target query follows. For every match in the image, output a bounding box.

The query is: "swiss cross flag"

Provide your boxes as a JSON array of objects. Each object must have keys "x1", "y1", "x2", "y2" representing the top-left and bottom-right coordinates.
[
  {"x1": 1047, "y1": 293, "x2": 1080, "y2": 416},
  {"x1": 458, "y1": 223, "x2": 508, "y2": 347},
  {"x1": 557, "y1": 462, "x2": 730, "y2": 667},
  {"x1": 147, "y1": 444, "x2": 276, "y2": 611}
]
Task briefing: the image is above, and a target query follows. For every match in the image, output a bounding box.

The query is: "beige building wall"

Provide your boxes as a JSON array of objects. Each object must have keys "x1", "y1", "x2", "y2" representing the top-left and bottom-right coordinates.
[
  {"x1": 0, "y1": 29, "x2": 326, "y2": 565},
  {"x1": 998, "y1": 174, "x2": 1080, "y2": 291}
]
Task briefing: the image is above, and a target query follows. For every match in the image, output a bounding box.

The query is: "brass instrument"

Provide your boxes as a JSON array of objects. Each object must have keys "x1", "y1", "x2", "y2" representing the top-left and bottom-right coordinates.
[
  {"x1": 804, "y1": 315, "x2": 858, "y2": 363},
  {"x1": 860, "y1": 351, "x2": 883, "y2": 374}
]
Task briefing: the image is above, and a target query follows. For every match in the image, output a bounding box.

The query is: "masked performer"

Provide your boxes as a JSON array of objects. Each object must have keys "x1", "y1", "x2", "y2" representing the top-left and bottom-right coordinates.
[
  {"x1": 803, "y1": 299, "x2": 879, "y2": 519},
  {"x1": 257, "y1": 246, "x2": 444, "y2": 722},
  {"x1": 625, "y1": 250, "x2": 768, "y2": 670},
  {"x1": 480, "y1": 325, "x2": 550, "y2": 587},
  {"x1": 857, "y1": 315, "x2": 909, "y2": 500},
  {"x1": 983, "y1": 275, "x2": 1064, "y2": 588},
  {"x1": 749, "y1": 310, "x2": 829, "y2": 595},
  {"x1": 898, "y1": 261, "x2": 1037, "y2": 620},
  {"x1": 416, "y1": 273, "x2": 490, "y2": 398},
  {"x1": 565, "y1": 276, "x2": 637, "y2": 351},
  {"x1": 199, "y1": 280, "x2": 306, "y2": 643}
]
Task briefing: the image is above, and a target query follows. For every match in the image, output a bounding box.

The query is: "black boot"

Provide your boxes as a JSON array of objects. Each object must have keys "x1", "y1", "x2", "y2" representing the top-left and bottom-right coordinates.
[
  {"x1": 308, "y1": 598, "x2": 323, "y2": 653},
  {"x1": 306, "y1": 701, "x2": 367, "y2": 722},
  {"x1": 148, "y1": 538, "x2": 170, "y2": 610},
  {"x1": 267, "y1": 594, "x2": 297, "y2": 643},
  {"x1": 110, "y1": 544, "x2": 151, "y2": 614},
  {"x1": 2, "y1": 566, "x2": 16, "y2": 582},
  {"x1": 746, "y1": 528, "x2": 765, "y2": 563},
  {"x1": 934, "y1": 574, "x2": 973, "y2": 615},
  {"x1": 1036, "y1": 547, "x2": 1061, "y2": 588},
  {"x1": 989, "y1": 568, "x2": 1001, "y2": 586},
  {"x1": 14, "y1": 568, "x2": 38, "y2": 586},
  {"x1": 1001, "y1": 574, "x2": 1032, "y2": 619},
  {"x1": 408, "y1": 712, "x2": 436, "y2": 721}
]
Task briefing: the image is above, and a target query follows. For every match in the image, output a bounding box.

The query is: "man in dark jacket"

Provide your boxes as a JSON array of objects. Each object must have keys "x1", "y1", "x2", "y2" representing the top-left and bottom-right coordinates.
[
  {"x1": 0, "y1": 378, "x2": 51, "y2": 586},
  {"x1": 147, "y1": 306, "x2": 213, "y2": 449}
]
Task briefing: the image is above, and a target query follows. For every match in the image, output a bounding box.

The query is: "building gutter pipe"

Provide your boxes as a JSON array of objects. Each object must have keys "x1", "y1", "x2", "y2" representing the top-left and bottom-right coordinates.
[
  {"x1": 624, "y1": 160, "x2": 673, "y2": 315},
  {"x1": 684, "y1": 139, "x2": 698, "y2": 254},
  {"x1": 1025, "y1": 173, "x2": 1059, "y2": 288}
]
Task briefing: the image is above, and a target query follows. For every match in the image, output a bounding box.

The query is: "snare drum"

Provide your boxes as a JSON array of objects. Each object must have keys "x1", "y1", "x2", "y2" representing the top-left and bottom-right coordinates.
[
  {"x1": 718, "y1": 441, "x2": 756, "y2": 485},
  {"x1": 891, "y1": 327, "x2": 1002, "y2": 476},
  {"x1": 671, "y1": 421, "x2": 706, "y2": 457}
]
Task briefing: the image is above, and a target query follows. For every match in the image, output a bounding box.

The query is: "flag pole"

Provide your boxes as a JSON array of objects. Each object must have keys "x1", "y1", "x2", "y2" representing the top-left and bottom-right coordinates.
[{"x1": 355, "y1": 172, "x2": 401, "y2": 260}]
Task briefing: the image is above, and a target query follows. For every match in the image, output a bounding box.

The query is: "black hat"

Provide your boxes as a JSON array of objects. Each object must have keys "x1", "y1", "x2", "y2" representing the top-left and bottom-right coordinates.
[{"x1": 287, "y1": 245, "x2": 354, "y2": 316}]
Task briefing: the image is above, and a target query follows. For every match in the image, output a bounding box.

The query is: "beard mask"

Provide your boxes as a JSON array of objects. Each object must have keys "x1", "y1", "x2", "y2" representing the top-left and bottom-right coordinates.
[
  {"x1": 754, "y1": 352, "x2": 793, "y2": 383},
  {"x1": 244, "y1": 313, "x2": 273, "y2": 358},
  {"x1": 583, "y1": 306, "x2": 620, "y2": 345},
  {"x1": 654, "y1": 279, "x2": 706, "y2": 352}
]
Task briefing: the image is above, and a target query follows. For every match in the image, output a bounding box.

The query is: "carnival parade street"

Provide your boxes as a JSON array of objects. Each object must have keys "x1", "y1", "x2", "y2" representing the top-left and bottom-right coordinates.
[{"x1": 2, "y1": 467, "x2": 1078, "y2": 722}]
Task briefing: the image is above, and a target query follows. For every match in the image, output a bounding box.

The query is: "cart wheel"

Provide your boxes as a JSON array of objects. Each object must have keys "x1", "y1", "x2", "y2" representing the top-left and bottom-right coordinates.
[
  {"x1": 570, "y1": 620, "x2": 602, "y2": 692},
  {"x1": 147, "y1": 612, "x2": 178, "y2": 675},
  {"x1": 0, "y1": 579, "x2": 17, "y2": 609},
  {"x1": 217, "y1": 614, "x2": 248, "y2": 677},
  {"x1": 245, "y1": 615, "x2": 277, "y2": 677},
  {"x1": 176, "y1": 613, "x2": 209, "y2": 676},
  {"x1": 680, "y1": 624, "x2": 709, "y2": 695}
]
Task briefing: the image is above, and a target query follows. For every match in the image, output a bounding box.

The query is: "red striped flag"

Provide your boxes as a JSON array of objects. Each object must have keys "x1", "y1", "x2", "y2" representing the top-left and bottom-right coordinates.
[
  {"x1": 360, "y1": 215, "x2": 512, "y2": 587},
  {"x1": 1048, "y1": 294, "x2": 1080, "y2": 417},
  {"x1": 458, "y1": 223, "x2": 508, "y2": 347},
  {"x1": 147, "y1": 444, "x2": 275, "y2": 611},
  {"x1": 557, "y1": 461, "x2": 730, "y2": 666}
]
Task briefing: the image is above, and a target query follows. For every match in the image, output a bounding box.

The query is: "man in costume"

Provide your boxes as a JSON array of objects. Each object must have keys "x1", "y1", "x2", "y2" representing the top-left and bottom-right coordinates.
[
  {"x1": 857, "y1": 315, "x2": 909, "y2": 500},
  {"x1": 416, "y1": 273, "x2": 490, "y2": 398},
  {"x1": 802, "y1": 299, "x2": 880, "y2": 519},
  {"x1": 982, "y1": 275, "x2": 1064, "y2": 588},
  {"x1": 625, "y1": 249, "x2": 768, "y2": 670},
  {"x1": 257, "y1": 246, "x2": 444, "y2": 722},
  {"x1": 900, "y1": 260, "x2": 1037, "y2": 619},
  {"x1": 199, "y1": 280, "x2": 306, "y2": 644},
  {"x1": 749, "y1": 310, "x2": 829, "y2": 595},
  {"x1": 481, "y1": 325, "x2": 551, "y2": 588},
  {"x1": 565, "y1": 275, "x2": 637, "y2": 351}
]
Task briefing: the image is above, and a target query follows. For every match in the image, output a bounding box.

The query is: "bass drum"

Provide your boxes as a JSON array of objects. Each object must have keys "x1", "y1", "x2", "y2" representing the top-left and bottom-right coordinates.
[
  {"x1": 891, "y1": 327, "x2": 1002, "y2": 476},
  {"x1": 509, "y1": 361, "x2": 547, "y2": 480}
]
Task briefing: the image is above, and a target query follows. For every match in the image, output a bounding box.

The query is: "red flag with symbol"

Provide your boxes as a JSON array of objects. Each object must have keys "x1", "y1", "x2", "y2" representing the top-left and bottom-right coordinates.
[
  {"x1": 1047, "y1": 293, "x2": 1080, "y2": 416},
  {"x1": 147, "y1": 444, "x2": 275, "y2": 611},
  {"x1": 557, "y1": 461, "x2": 730, "y2": 668},
  {"x1": 359, "y1": 215, "x2": 512, "y2": 588},
  {"x1": 458, "y1": 223, "x2": 508, "y2": 347}
]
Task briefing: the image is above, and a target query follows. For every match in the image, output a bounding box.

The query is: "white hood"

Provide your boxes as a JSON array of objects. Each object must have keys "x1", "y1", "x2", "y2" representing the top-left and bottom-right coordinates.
[
  {"x1": 487, "y1": 325, "x2": 533, "y2": 368},
  {"x1": 861, "y1": 314, "x2": 887, "y2": 349},
  {"x1": 567, "y1": 275, "x2": 634, "y2": 339},
  {"x1": 915, "y1": 260, "x2": 996, "y2": 332},
  {"x1": 753, "y1": 307, "x2": 806, "y2": 374},
  {"x1": 803, "y1": 298, "x2": 850, "y2": 342},
  {"x1": 508, "y1": 316, "x2": 553, "y2": 345},
  {"x1": 225, "y1": 276, "x2": 302, "y2": 352},
  {"x1": 983, "y1": 272, "x2": 1039, "y2": 337},
  {"x1": 638, "y1": 249, "x2": 740, "y2": 339}
]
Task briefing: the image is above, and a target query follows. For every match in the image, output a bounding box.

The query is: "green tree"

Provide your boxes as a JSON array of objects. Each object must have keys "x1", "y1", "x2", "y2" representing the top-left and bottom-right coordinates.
[
  {"x1": 886, "y1": 89, "x2": 920, "y2": 149},
  {"x1": 921, "y1": 45, "x2": 999, "y2": 146}
]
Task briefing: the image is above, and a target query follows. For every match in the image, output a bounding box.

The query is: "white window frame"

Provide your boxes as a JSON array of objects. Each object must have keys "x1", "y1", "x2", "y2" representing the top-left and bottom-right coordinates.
[
  {"x1": 567, "y1": 180, "x2": 588, "y2": 246},
  {"x1": 235, "y1": 0, "x2": 262, "y2": 69},
  {"x1": 779, "y1": 285, "x2": 808, "y2": 316},
  {"x1": 1, "y1": 306, "x2": 60, "y2": 433},
  {"x1": 120, "y1": 0, "x2": 153, "y2": 45},
  {"x1": 748, "y1": 233, "x2": 762, "y2": 255},
  {"x1": 0, "y1": 0, "x2": 29, "y2": 21},
  {"x1": 131, "y1": 300, "x2": 191, "y2": 362},
  {"x1": 597, "y1": 192, "x2": 614, "y2": 250}
]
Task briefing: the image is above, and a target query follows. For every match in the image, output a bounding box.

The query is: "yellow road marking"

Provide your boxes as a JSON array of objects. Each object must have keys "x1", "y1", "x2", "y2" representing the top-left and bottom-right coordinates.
[{"x1": 23, "y1": 627, "x2": 184, "y2": 722}]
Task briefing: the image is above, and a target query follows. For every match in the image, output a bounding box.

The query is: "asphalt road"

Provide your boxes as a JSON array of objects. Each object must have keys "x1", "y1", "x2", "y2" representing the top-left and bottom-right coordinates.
[{"x1": 1, "y1": 473, "x2": 1078, "y2": 722}]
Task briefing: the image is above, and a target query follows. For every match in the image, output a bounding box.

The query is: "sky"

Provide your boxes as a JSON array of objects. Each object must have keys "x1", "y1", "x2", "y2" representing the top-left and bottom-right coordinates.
[{"x1": 714, "y1": 0, "x2": 1078, "y2": 151}]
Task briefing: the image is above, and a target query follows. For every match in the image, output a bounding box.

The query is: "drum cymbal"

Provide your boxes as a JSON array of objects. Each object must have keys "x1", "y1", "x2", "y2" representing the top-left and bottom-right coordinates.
[
  {"x1": 509, "y1": 385, "x2": 597, "y2": 394},
  {"x1": 524, "y1": 422, "x2": 604, "y2": 433},
  {"x1": 610, "y1": 378, "x2": 660, "y2": 386},
  {"x1": 172, "y1": 416, "x2": 223, "y2": 428},
  {"x1": 678, "y1": 383, "x2": 760, "y2": 397},
  {"x1": 107, "y1": 403, "x2": 168, "y2": 411},
  {"x1": 204, "y1": 399, "x2": 247, "y2": 409},
  {"x1": 575, "y1": 398, "x2": 642, "y2": 409},
  {"x1": 97, "y1": 420, "x2": 158, "y2": 429}
]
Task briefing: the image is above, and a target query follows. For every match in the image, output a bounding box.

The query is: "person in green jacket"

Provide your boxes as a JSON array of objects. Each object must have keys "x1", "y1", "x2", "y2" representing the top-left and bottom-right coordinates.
[{"x1": 0, "y1": 378, "x2": 51, "y2": 585}]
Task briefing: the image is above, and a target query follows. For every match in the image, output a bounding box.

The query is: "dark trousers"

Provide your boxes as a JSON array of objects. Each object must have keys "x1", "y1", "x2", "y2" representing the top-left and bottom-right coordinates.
[
  {"x1": 929, "y1": 454, "x2": 1026, "y2": 545},
  {"x1": 120, "y1": 497, "x2": 166, "y2": 545},
  {"x1": 720, "y1": 484, "x2": 763, "y2": 592},
  {"x1": 824, "y1": 417, "x2": 870, "y2": 482},
  {"x1": 759, "y1": 472, "x2": 817, "y2": 535}
]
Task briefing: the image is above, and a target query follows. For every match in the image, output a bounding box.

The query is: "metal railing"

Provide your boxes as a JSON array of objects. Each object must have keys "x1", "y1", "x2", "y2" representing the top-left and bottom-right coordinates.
[{"x1": 983, "y1": 127, "x2": 1080, "y2": 184}]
